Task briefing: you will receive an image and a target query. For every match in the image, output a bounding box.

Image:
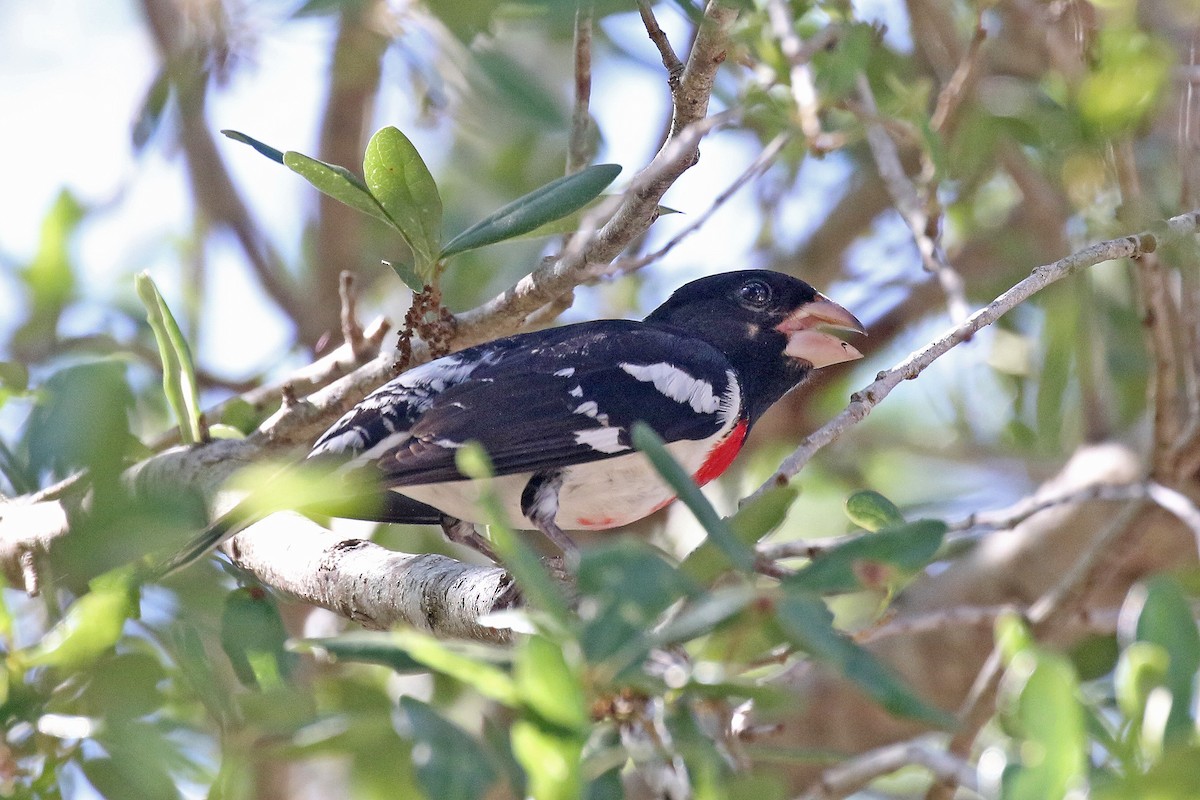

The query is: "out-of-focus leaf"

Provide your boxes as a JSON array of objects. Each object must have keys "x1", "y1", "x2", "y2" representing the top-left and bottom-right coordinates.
[
  {"x1": 511, "y1": 718, "x2": 584, "y2": 800},
  {"x1": 683, "y1": 485, "x2": 798, "y2": 584},
  {"x1": 75, "y1": 651, "x2": 167, "y2": 720},
  {"x1": 632, "y1": 423, "x2": 755, "y2": 573},
  {"x1": 577, "y1": 540, "x2": 690, "y2": 665},
  {"x1": 843, "y1": 490, "x2": 905, "y2": 532},
  {"x1": 1122, "y1": 576, "x2": 1200, "y2": 744},
  {"x1": 220, "y1": 129, "x2": 285, "y2": 164},
  {"x1": 206, "y1": 423, "x2": 245, "y2": 440},
  {"x1": 135, "y1": 272, "x2": 203, "y2": 444},
  {"x1": 132, "y1": 67, "x2": 171, "y2": 152},
  {"x1": 456, "y1": 443, "x2": 572, "y2": 625},
  {"x1": 400, "y1": 696, "x2": 497, "y2": 799},
  {"x1": 440, "y1": 164, "x2": 622, "y2": 258},
  {"x1": 472, "y1": 50, "x2": 567, "y2": 127},
  {"x1": 775, "y1": 592, "x2": 952, "y2": 727},
  {"x1": 650, "y1": 585, "x2": 759, "y2": 649},
  {"x1": 1067, "y1": 633, "x2": 1119, "y2": 682},
  {"x1": 1077, "y1": 29, "x2": 1172, "y2": 137},
  {"x1": 81, "y1": 755, "x2": 181, "y2": 800},
  {"x1": 363, "y1": 126, "x2": 443, "y2": 278},
  {"x1": 21, "y1": 359, "x2": 137, "y2": 483},
  {"x1": 485, "y1": 716, "x2": 528, "y2": 800},
  {"x1": 324, "y1": 628, "x2": 519, "y2": 706},
  {"x1": 516, "y1": 635, "x2": 588, "y2": 732},
  {"x1": 784, "y1": 520, "x2": 946, "y2": 595},
  {"x1": 14, "y1": 570, "x2": 139, "y2": 673},
  {"x1": 294, "y1": 631, "x2": 425, "y2": 673},
  {"x1": 220, "y1": 588, "x2": 294, "y2": 690},
  {"x1": 13, "y1": 190, "x2": 84, "y2": 360},
  {"x1": 997, "y1": 616, "x2": 1087, "y2": 800},
  {"x1": 1114, "y1": 641, "x2": 1169, "y2": 724}
]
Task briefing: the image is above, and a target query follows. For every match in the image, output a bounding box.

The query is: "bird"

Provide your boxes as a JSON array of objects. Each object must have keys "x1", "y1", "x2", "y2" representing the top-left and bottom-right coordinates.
[
  {"x1": 161, "y1": 270, "x2": 863, "y2": 575},
  {"x1": 304, "y1": 269, "x2": 864, "y2": 561}
]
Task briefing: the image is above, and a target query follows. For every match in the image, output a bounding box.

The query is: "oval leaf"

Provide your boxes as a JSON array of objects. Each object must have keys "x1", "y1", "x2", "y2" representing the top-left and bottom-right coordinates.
[
  {"x1": 401, "y1": 697, "x2": 497, "y2": 800},
  {"x1": 776, "y1": 592, "x2": 952, "y2": 727},
  {"x1": 283, "y1": 150, "x2": 394, "y2": 227},
  {"x1": 844, "y1": 490, "x2": 905, "y2": 531},
  {"x1": 440, "y1": 163, "x2": 622, "y2": 258},
  {"x1": 363, "y1": 126, "x2": 443, "y2": 277},
  {"x1": 221, "y1": 129, "x2": 284, "y2": 164},
  {"x1": 784, "y1": 520, "x2": 947, "y2": 595}
]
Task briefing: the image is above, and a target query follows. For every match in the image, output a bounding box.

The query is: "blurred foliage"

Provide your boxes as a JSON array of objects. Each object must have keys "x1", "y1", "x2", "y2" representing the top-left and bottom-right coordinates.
[{"x1": 2, "y1": 0, "x2": 1198, "y2": 796}]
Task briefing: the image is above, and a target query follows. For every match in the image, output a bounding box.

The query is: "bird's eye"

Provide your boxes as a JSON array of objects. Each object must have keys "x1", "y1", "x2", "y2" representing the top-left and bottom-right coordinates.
[{"x1": 737, "y1": 279, "x2": 772, "y2": 309}]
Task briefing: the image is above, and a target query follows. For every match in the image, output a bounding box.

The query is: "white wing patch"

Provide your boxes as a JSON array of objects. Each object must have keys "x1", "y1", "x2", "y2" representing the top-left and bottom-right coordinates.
[
  {"x1": 398, "y1": 355, "x2": 478, "y2": 393},
  {"x1": 573, "y1": 400, "x2": 610, "y2": 425},
  {"x1": 620, "y1": 362, "x2": 720, "y2": 414},
  {"x1": 573, "y1": 427, "x2": 628, "y2": 454}
]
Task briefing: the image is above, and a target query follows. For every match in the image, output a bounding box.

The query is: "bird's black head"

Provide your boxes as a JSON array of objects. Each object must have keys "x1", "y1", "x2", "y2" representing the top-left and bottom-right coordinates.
[{"x1": 645, "y1": 270, "x2": 865, "y2": 422}]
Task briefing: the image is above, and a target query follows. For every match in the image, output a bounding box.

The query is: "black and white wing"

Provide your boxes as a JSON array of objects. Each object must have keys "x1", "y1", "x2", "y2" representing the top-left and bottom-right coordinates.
[{"x1": 309, "y1": 320, "x2": 743, "y2": 489}]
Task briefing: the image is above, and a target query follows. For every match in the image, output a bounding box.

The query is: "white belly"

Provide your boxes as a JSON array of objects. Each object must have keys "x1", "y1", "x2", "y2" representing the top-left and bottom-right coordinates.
[{"x1": 396, "y1": 438, "x2": 718, "y2": 531}]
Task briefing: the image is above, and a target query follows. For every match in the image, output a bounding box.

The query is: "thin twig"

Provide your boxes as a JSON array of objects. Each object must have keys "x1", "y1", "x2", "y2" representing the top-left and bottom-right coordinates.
[
  {"x1": 1114, "y1": 141, "x2": 1183, "y2": 477},
  {"x1": 797, "y1": 736, "x2": 983, "y2": 800},
  {"x1": 765, "y1": 0, "x2": 839, "y2": 152},
  {"x1": 855, "y1": 72, "x2": 969, "y2": 322},
  {"x1": 567, "y1": 3, "x2": 595, "y2": 175},
  {"x1": 638, "y1": 0, "x2": 684, "y2": 91},
  {"x1": 608, "y1": 132, "x2": 790, "y2": 276},
  {"x1": 929, "y1": 21, "x2": 986, "y2": 137},
  {"x1": 338, "y1": 271, "x2": 366, "y2": 358},
  {"x1": 748, "y1": 209, "x2": 1200, "y2": 504}
]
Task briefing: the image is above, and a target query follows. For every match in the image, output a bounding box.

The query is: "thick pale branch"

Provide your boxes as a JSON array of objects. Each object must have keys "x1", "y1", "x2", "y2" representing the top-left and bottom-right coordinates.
[{"x1": 223, "y1": 513, "x2": 514, "y2": 642}]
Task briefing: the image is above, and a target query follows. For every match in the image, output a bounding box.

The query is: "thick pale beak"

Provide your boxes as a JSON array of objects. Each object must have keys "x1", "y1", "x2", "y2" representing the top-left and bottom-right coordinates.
[{"x1": 775, "y1": 294, "x2": 866, "y2": 369}]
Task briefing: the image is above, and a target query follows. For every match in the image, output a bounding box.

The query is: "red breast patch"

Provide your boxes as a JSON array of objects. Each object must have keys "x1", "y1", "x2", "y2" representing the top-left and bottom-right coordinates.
[{"x1": 692, "y1": 419, "x2": 748, "y2": 486}]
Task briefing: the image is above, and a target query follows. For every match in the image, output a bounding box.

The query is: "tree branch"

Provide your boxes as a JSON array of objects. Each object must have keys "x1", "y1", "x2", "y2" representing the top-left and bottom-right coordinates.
[{"x1": 749, "y1": 209, "x2": 1200, "y2": 504}]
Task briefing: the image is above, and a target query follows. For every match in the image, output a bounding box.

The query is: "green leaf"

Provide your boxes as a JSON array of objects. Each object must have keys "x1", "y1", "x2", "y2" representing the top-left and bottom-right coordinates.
[
  {"x1": 650, "y1": 585, "x2": 759, "y2": 648},
  {"x1": 1077, "y1": 29, "x2": 1173, "y2": 137},
  {"x1": 1124, "y1": 576, "x2": 1200, "y2": 744},
  {"x1": 220, "y1": 129, "x2": 286, "y2": 164},
  {"x1": 440, "y1": 164, "x2": 622, "y2": 258},
  {"x1": 383, "y1": 258, "x2": 425, "y2": 293},
  {"x1": 220, "y1": 588, "x2": 294, "y2": 690},
  {"x1": 631, "y1": 423, "x2": 756, "y2": 573},
  {"x1": 293, "y1": 631, "x2": 426, "y2": 673},
  {"x1": 13, "y1": 189, "x2": 84, "y2": 360},
  {"x1": 997, "y1": 630, "x2": 1087, "y2": 800},
  {"x1": 75, "y1": 651, "x2": 168, "y2": 719},
  {"x1": 363, "y1": 126, "x2": 443, "y2": 278},
  {"x1": 576, "y1": 540, "x2": 691, "y2": 665},
  {"x1": 283, "y1": 149, "x2": 395, "y2": 227},
  {"x1": 843, "y1": 490, "x2": 905, "y2": 532},
  {"x1": 516, "y1": 635, "x2": 588, "y2": 732},
  {"x1": 15, "y1": 570, "x2": 139, "y2": 673},
  {"x1": 401, "y1": 696, "x2": 497, "y2": 800},
  {"x1": 682, "y1": 485, "x2": 798, "y2": 584},
  {"x1": 21, "y1": 359, "x2": 137, "y2": 482},
  {"x1": 359, "y1": 629, "x2": 520, "y2": 706},
  {"x1": 775, "y1": 592, "x2": 952, "y2": 727},
  {"x1": 1114, "y1": 641, "x2": 1170, "y2": 723},
  {"x1": 511, "y1": 718, "x2": 584, "y2": 800},
  {"x1": 135, "y1": 272, "x2": 203, "y2": 445},
  {"x1": 784, "y1": 520, "x2": 947, "y2": 595}
]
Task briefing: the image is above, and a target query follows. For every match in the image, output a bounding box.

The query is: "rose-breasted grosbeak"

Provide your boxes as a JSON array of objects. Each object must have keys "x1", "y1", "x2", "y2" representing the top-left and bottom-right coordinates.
[
  {"x1": 163, "y1": 270, "x2": 862, "y2": 574},
  {"x1": 304, "y1": 270, "x2": 864, "y2": 559}
]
